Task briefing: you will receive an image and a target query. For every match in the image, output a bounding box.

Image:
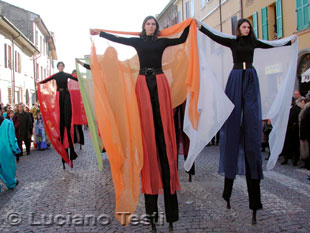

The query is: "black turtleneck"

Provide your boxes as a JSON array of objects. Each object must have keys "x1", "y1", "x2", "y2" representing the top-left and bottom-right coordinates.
[
  {"x1": 199, "y1": 25, "x2": 291, "y2": 64},
  {"x1": 99, "y1": 26, "x2": 190, "y2": 69},
  {"x1": 39, "y1": 72, "x2": 78, "y2": 88}
]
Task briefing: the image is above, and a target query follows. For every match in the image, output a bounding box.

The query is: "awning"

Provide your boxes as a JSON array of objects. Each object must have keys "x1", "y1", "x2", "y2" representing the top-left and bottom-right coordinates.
[{"x1": 301, "y1": 68, "x2": 310, "y2": 83}]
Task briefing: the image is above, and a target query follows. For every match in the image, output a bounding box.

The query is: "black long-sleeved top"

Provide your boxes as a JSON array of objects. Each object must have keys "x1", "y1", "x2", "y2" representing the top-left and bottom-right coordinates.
[
  {"x1": 199, "y1": 26, "x2": 291, "y2": 64},
  {"x1": 83, "y1": 63, "x2": 91, "y2": 70},
  {"x1": 39, "y1": 72, "x2": 78, "y2": 88},
  {"x1": 99, "y1": 26, "x2": 190, "y2": 69}
]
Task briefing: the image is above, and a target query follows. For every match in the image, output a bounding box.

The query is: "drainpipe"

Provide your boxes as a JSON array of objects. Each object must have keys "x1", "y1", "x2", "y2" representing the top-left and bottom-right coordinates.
[
  {"x1": 219, "y1": 0, "x2": 223, "y2": 32},
  {"x1": 240, "y1": 0, "x2": 243, "y2": 18},
  {"x1": 182, "y1": 0, "x2": 184, "y2": 21}
]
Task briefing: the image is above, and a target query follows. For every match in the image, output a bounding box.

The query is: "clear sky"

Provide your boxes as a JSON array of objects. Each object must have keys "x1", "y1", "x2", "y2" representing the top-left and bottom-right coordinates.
[{"x1": 4, "y1": 0, "x2": 170, "y2": 72}]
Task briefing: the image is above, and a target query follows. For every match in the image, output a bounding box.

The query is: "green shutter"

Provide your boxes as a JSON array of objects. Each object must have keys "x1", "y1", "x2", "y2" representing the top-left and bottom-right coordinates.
[
  {"x1": 276, "y1": 0, "x2": 283, "y2": 38},
  {"x1": 303, "y1": 0, "x2": 309, "y2": 29},
  {"x1": 296, "y1": 0, "x2": 310, "y2": 31},
  {"x1": 253, "y1": 12, "x2": 258, "y2": 37},
  {"x1": 261, "y1": 7, "x2": 269, "y2": 40}
]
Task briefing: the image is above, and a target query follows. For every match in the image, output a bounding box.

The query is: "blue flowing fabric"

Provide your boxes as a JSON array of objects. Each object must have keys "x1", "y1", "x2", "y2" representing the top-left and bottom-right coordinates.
[{"x1": 0, "y1": 119, "x2": 20, "y2": 191}]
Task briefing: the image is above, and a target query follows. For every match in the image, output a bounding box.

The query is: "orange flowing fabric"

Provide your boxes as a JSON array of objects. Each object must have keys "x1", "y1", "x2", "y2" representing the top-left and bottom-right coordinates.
[{"x1": 90, "y1": 18, "x2": 200, "y2": 225}]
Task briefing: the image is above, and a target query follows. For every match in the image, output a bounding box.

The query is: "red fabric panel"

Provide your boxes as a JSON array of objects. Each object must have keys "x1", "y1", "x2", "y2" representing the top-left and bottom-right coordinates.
[{"x1": 135, "y1": 74, "x2": 180, "y2": 195}]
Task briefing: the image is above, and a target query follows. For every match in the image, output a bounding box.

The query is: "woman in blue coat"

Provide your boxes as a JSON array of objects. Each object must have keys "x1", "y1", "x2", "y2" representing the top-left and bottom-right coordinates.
[{"x1": 0, "y1": 109, "x2": 20, "y2": 192}]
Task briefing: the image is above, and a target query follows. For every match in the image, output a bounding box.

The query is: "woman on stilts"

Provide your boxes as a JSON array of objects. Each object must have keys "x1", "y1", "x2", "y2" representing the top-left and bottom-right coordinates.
[
  {"x1": 91, "y1": 16, "x2": 189, "y2": 232},
  {"x1": 39, "y1": 62, "x2": 79, "y2": 169},
  {"x1": 196, "y1": 18, "x2": 296, "y2": 224}
]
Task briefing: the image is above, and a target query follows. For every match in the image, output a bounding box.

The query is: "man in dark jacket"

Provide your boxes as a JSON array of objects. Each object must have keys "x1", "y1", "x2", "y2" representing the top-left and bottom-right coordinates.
[
  {"x1": 300, "y1": 104, "x2": 310, "y2": 176},
  {"x1": 13, "y1": 104, "x2": 32, "y2": 160},
  {"x1": 281, "y1": 99, "x2": 301, "y2": 165}
]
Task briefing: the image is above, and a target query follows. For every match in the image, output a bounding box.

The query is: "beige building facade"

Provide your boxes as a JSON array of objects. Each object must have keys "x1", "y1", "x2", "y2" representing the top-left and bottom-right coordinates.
[{"x1": 243, "y1": 0, "x2": 310, "y2": 94}]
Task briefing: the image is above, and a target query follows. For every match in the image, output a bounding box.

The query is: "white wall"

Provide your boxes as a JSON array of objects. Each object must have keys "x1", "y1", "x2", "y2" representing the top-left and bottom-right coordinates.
[{"x1": 0, "y1": 33, "x2": 35, "y2": 105}]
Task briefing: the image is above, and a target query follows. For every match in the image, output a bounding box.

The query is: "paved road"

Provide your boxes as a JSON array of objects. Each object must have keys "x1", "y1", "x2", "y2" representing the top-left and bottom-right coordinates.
[{"x1": 1, "y1": 130, "x2": 310, "y2": 232}]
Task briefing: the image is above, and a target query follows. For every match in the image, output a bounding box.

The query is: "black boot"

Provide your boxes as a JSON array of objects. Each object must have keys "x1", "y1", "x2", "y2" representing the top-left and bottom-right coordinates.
[
  {"x1": 169, "y1": 222, "x2": 173, "y2": 232},
  {"x1": 70, "y1": 150, "x2": 78, "y2": 160},
  {"x1": 62, "y1": 159, "x2": 66, "y2": 170},
  {"x1": 188, "y1": 174, "x2": 192, "y2": 182},
  {"x1": 252, "y1": 210, "x2": 257, "y2": 225},
  {"x1": 222, "y1": 178, "x2": 234, "y2": 209}
]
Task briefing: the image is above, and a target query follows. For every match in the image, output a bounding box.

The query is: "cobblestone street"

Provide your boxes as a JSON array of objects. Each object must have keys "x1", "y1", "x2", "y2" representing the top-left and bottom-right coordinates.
[{"x1": 1, "y1": 130, "x2": 310, "y2": 232}]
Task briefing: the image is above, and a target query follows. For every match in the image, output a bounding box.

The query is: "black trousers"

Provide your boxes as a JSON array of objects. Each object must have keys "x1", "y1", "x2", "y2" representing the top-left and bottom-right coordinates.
[
  {"x1": 222, "y1": 153, "x2": 262, "y2": 210},
  {"x1": 74, "y1": 125, "x2": 84, "y2": 145},
  {"x1": 17, "y1": 137, "x2": 30, "y2": 156},
  {"x1": 59, "y1": 91, "x2": 77, "y2": 160},
  {"x1": 144, "y1": 73, "x2": 179, "y2": 223}
]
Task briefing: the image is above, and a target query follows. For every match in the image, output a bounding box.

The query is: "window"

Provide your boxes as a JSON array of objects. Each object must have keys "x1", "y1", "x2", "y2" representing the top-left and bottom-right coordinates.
[
  {"x1": 186, "y1": 2, "x2": 190, "y2": 19},
  {"x1": 40, "y1": 36, "x2": 42, "y2": 53},
  {"x1": 231, "y1": 16, "x2": 237, "y2": 35},
  {"x1": 276, "y1": 0, "x2": 283, "y2": 38},
  {"x1": 15, "y1": 51, "x2": 18, "y2": 72},
  {"x1": 177, "y1": 11, "x2": 181, "y2": 23},
  {"x1": 41, "y1": 66, "x2": 43, "y2": 80},
  {"x1": 261, "y1": 7, "x2": 269, "y2": 40},
  {"x1": 296, "y1": 0, "x2": 310, "y2": 31},
  {"x1": 201, "y1": 0, "x2": 206, "y2": 8},
  {"x1": 253, "y1": 12, "x2": 259, "y2": 37},
  {"x1": 43, "y1": 39, "x2": 46, "y2": 56},
  {"x1": 18, "y1": 53, "x2": 22, "y2": 73},
  {"x1": 191, "y1": 0, "x2": 195, "y2": 17},
  {"x1": 8, "y1": 87, "x2": 12, "y2": 104},
  {"x1": 35, "y1": 30, "x2": 38, "y2": 47},
  {"x1": 36, "y1": 63, "x2": 39, "y2": 81},
  {"x1": 4, "y1": 44, "x2": 7, "y2": 68},
  {"x1": 8, "y1": 45, "x2": 12, "y2": 69}
]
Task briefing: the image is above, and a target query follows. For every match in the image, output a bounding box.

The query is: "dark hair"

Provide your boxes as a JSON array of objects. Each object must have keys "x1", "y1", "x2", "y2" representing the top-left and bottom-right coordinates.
[
  {"x1": 72, "y1": 69, "x2": 76, "y2": 74},
  {"x1": 235, "y1": 18, "x2": 256, "y2": 41},
  {"x1": 140, "y1": 16, "x2": 160, "y2": 41},
  {"x1": 57, "y1": 62, "x2": 65, "y2": 68}
]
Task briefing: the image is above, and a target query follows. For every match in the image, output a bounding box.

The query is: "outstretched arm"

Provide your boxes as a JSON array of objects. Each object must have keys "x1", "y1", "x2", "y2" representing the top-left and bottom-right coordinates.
[
  {"x1": 39, "y1": 75, "x2": 56, "y2": 84},
  {"x1": 165, "y1": 26, "x2": 190, "y2": 46},
  {"x1": 67, "y1": 74, "x2": 78, "y2": 82},
  {"x1": 255, "y1": 36, "x2": 296, "y2": 49},
  {"x1": 198, "y1": 24, "x2": 233, "y2": 48},
  {"x1": 90, "y1": 29, "x2": 136, "y2": 47},
  {"x1": 76, "y1": 59, "x2": 91, "y2": 70}
]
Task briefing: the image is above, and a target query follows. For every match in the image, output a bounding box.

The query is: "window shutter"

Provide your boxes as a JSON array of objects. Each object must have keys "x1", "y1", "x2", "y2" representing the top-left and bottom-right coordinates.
[
  {"x1": 4, "y1": 44, "x2": 7, "y2": 68},
  {"x1": 191, "y1": 0, "x2": 195, "y2": 17},
  {"x1": 261, "y1": 7, "x2": 269, "y2": 40},
  {"x1": 296, "y1": 0, "x2": 310, "y2": 31},
  {"x1": 253, "y1": 12, "x2": 259, "y2": 37},
  {"x1": 302, "y1": 0, "x2": 309, "y2": 29},
  {"x1": 276, "y1": 0, "x2": 283, "y2": 38}
]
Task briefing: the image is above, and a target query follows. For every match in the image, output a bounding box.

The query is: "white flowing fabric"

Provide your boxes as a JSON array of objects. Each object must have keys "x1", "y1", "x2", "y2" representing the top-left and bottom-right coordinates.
[{"x1": 184, "y1": 22, "x2": 298, "y2": 171}]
